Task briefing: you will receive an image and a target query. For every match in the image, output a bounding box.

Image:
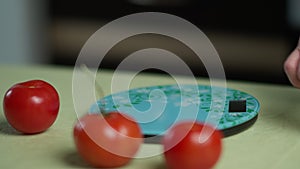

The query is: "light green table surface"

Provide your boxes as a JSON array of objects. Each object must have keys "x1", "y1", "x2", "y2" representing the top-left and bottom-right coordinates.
[{"x1": 1, "y1": 64, "x2": 300, "y2": 169}]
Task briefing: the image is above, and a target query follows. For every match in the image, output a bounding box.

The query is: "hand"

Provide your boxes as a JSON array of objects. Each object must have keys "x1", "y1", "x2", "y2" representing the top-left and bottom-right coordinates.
[{"x1": 284, "y1": 38, "x2": 300, "y2": 88}]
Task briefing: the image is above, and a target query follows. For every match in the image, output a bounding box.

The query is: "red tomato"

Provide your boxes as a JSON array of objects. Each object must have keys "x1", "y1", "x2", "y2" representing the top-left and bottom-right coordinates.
[
  {"x1": 3, "y1": 80, "x2": 60, "y2": 134},
  {"x1": 162, "y1": 121, "x2": 223, "y2": 169},
  {"x1": 73, "y1": 112, "x2": 143, "y2": 168}
]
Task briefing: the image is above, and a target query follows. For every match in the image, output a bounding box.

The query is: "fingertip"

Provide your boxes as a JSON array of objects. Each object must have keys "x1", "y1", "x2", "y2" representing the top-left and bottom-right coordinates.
[
  {"x1": 284, "y1": 47, "x2": 300, "y2": 88},
  {"x1": 295, "y1": 51, "x2": 300, "y2": 81},
  {"x1": 284, "y1": 50, "x2": 298, "y2": 74}
]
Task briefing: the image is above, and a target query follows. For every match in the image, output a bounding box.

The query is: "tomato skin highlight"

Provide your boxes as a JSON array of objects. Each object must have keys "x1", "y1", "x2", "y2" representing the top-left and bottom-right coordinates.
[
  {"x1": 73, "y1": 112, "x2": 143, "y2": 168},
  {"x1": 3, "y1": 80, "x2": 59, "y2": 134},
  {"x1": 162, "y1": 121, "x2": 223, "y2": 169}
]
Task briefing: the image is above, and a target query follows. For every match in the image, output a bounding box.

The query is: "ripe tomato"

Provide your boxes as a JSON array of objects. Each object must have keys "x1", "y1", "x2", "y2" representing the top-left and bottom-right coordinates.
[
  {"x1": 73, "y1": 112, "x2": 143, "y2": 168},
  {"x1": 162, "y1": 121, "x2": 223, "y2": 169},
  {"x1": 3, "y1": 80, "x2": 60, "y2": 134}
]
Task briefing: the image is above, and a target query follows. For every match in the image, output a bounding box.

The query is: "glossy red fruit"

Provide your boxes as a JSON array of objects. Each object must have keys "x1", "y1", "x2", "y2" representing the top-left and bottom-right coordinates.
[
  {"x1": 162, "y1": 121, "x2": 223, "y2": 169},
  {"x1": 73, "y1": 112, "x2": 143, "y2": 168},
  {"x1": 3, "y1": 80, "x2": 60, "y2": 134}
]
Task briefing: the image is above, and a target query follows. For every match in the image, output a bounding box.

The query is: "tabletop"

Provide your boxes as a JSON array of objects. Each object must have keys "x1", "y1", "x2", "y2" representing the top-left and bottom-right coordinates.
[{"x1": 1, "y1": 64, "x2": 300, "y2": 169}]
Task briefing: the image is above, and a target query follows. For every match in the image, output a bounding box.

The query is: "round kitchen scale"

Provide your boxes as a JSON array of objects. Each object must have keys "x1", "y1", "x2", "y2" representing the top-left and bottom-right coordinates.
[{"x1": 90, "y1": 84, "x2": 260, "y2": 143}]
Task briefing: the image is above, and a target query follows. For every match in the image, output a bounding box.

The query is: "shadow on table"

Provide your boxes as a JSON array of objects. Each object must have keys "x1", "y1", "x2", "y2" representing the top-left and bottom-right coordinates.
[
  {"x1": 62, "y1": 149, "x2": 167, "y2": 169},
  {"x1": 152, "y1": 162, "x2": 167, "y2": 169},
  {"x1": 0, "y1": 118, "x2": 21, "y2": 135},
  {"x1": 62, "y1": 150, "x2": 92, "y2": 168}
]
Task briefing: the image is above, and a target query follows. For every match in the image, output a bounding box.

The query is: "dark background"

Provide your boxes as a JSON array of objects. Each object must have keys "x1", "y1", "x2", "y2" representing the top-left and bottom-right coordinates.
[{"x1": 46, "y1": 0, "x2": 299, "y2": 84}]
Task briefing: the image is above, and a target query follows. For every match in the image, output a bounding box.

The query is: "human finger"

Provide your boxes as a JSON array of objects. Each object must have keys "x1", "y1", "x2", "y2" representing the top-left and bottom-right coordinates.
[{"x1": 284, "y1": 47, "x2": 300, "y2": 88}]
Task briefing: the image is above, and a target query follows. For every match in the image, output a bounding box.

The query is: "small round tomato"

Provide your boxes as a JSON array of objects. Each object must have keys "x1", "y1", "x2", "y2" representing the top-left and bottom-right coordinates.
[
  {"x1": 73, "y1": 112, "x2": 143, "y2": 168},
  {"x1": 3, "y1": 80, "x2": 60, "y2": 134},
  {"x1": 162, "y1": 121, "x2": 223, "y2": 169}
]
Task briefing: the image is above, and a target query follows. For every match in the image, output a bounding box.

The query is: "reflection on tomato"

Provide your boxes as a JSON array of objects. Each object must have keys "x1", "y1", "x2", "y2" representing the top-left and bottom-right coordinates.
[
  {"x1": 73, "y1": 112, "x2": 143, "y2": 168},
  {"x1": 162, "y1": 121, "x2": 223, "y2": 169},
  {"x1": 3, "y1": 80, "x2": 60, "y2": 134}
]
